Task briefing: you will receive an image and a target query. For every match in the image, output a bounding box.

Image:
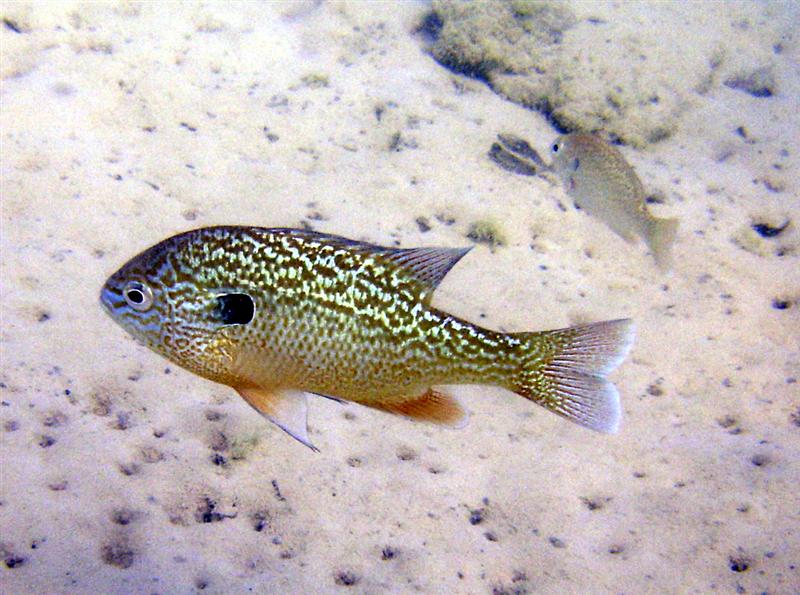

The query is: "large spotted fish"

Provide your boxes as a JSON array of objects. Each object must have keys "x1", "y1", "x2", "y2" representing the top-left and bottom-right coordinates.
[{"x1": 100, "y1": 227, "x2": 634, "y2": 450}]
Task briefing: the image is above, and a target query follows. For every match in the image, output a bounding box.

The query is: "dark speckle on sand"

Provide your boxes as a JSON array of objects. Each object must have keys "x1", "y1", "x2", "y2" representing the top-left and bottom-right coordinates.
[
  {"x1": 729, "y1": 555, "x2": 750, "y2": 572},
  {"x1": 334, "y1": 570, "x2": 359, "y2": 586},
  {"x1": 42, "y1": 410, "x2": 67, "y2": 427},
  {"x1": 139, "y1": 446, "x2": 164, "y2": 463},
  {"x1": 646, "y1": 383, "x2": 664, "y2": 396},
  {"x1": 271, "y1": 479, "x2": 286, "y2": 502},
  {"x1": 111, "y1": 509, "x2": 137, "y2": 526},
  {"x1": 112, "y1": 411, "x2": 132, "y2": 430},
  {"x1": 388, "y1": 131, "x2": 417, "y2": 152},
  {"x1": 4, "y1": 552, "x2": 27, "y2": 568},
  {"x1": 195, "y1": 577, "x2": 210, "y2": 590},
  {"x1": 118, "y1": 462, "x2": 140, "y2": 477},
  {"x1": 396, "y1": 445, "x2": 418, "y2": 461},
  {"x1": 790, "y1": 407, "x2": 800, "y2": 427},
  {"x1": 771, "y1": 298, "x2": 790, "y2": 310},
  {"x1": 252, "y1": 510, "x2": 270, "y2": 532},
  {"x1": 469, "y1": 508, "x2": 484, "y2": 525},
  {"x1": 717, "y1": 415, "x2": 742, "y2": 434},
  {"x1": 38, "y1": 435, "x2": 56, "y2": 448},
  {"x1": 194, "y1": 497, "x2": 235, "y2": 524},
  {"x1": 751, "y1": 220, "x2": 789, "y2": 238},
  {"x1": 580, "y1": 496, "x2": 610, "y2": 511},
  {"x1": 101, "y1": 541, "x2": 135, "y2": 569},
  {"x1": 205, "y1": 409, "x2": 224, "y2": 421}
]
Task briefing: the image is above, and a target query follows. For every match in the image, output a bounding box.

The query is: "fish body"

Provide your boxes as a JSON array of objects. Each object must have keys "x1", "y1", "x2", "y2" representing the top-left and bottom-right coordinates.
[
  {"x1": 101, "y1": 227, "x2": 634, "y2": 450},
  {"x1": 549, "y1": 133, "x2": 678, "y2": 270}
]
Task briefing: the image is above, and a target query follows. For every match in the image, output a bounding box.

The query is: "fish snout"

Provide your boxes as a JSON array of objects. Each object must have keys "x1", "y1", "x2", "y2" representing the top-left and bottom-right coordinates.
[{"x1": 99, "y1": 283, "x2": 120, "y2": 316}]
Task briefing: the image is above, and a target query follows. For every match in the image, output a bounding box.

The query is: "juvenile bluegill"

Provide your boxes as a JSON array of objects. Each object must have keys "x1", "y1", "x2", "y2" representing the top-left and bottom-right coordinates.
[
  {"x1": 550, "y1": 134, "x2": 679, "y2": 270},
  {"x1": 100, "y1": 227, "x2": 634, "y2": 450}
]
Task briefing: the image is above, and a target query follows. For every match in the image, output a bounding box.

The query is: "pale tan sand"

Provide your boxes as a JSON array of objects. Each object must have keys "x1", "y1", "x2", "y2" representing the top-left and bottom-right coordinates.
[{"x1": 1, "y1": 2, "x2": 798, "y2": 593}]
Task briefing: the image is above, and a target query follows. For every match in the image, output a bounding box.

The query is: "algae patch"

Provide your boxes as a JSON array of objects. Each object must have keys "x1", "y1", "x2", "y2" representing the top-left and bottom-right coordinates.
[
  {"x1": 466, "y1": 219, "x2": 507, "y2": 249},
  {"x1": 424, "y1": 0, "x2": 676, "y2": 146},
  {"x1": 427, "y1": 0, "x2": 576, "y2": 81},
  {"x1": 724, "y1": 66, "x2": 776, "y2": 98},
  {"x1": 423, "y1": 0, "x2": 783, "y2": 147},
  {"x1": 229, "y1": 433, "x2": 260, "y2": 461}
]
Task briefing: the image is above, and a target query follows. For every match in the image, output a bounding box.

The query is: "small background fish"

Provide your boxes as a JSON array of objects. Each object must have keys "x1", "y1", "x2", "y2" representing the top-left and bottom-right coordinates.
[
  {"x1": 101, "y1": 227, "x2": 634, "y2": 450},
  {"x1": 549, "y1": 133, "x2": 679, "y2": 270}
]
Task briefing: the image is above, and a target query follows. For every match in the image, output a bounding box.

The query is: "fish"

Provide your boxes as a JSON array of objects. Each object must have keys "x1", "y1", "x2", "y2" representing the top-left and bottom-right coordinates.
[
  {"x1": 100, "y1": 226, "x2": 635, "y2": 450},
  {"x1": 549, "y1": 133, "x2": 679, "y2": 270}
]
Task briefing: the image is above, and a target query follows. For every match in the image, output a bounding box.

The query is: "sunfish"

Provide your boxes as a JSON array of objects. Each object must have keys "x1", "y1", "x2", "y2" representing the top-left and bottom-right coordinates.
[
  {"x1": 549, "y1": 133, "x2": 679, "y2": 270},
  {"x1": 100, "y1": 227, "x2": 635, "y2": 450}
]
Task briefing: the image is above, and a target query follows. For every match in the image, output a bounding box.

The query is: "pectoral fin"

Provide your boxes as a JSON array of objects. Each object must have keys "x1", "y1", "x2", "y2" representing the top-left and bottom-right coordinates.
[
  {"x1": 372, "y1": 388, "x2": 469, "y2": 428},
  {"x1": 235, "y1": 387, "x2": 318, "y2": 452}
]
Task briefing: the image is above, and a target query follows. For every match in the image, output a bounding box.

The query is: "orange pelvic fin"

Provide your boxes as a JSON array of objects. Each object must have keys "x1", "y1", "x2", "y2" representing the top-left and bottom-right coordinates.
[
  {"x1": 374, "y1": 388, "x2": 468, "y2": 428},
  {"x1": 235, "y1": 387, "x2": 318, "y2": 452}
]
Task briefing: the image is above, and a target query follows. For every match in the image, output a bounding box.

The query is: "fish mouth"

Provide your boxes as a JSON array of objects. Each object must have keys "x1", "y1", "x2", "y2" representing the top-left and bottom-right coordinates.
[{"x1": 99, "y1": 285, "x2": 117, "y2": 316}]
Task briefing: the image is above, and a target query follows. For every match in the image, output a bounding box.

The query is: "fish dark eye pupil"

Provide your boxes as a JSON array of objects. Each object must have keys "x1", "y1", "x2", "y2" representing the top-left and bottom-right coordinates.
[
  {"x1": 127, "y1": 289, "x2": 144, "y2": 304},
  {"x1": 216, "y1": 293, "x2": 255, "y2": 325},
  {"x1": 552, "y1": 143, "x2": 559, "y2": 153}
]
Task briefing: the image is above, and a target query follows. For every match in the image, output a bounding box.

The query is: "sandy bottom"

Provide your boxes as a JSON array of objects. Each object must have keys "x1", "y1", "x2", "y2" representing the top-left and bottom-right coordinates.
[{"x1": 1, "y1": 2, "x2": 798, "y2": 594}]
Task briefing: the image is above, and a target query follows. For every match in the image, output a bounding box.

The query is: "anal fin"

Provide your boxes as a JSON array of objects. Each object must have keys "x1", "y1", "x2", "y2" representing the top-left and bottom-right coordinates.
[
  {"x1": 235, "y1": 387, "x2": 319, "y2": 452},
  {"x1": 373, "y1": 388, "x2": 468, "y2": 429}
]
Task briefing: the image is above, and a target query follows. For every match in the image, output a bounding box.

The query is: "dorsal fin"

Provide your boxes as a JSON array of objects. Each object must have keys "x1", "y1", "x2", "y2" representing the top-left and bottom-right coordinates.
[
  {"x1": 379, "y1": 246, "x2": 472, "y2": 295},
  {"x1": 235, "y1": 386, "x2": 318, "y2": 452}
]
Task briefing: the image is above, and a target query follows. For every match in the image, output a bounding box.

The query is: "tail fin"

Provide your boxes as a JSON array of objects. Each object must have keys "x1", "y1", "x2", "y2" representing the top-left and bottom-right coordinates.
[
  {"x1": 645, "y1": 217, "x2": 679, "y2": 271},
  {"x1": 513, "y1": 319, "x2": 635, "y2": 433}
]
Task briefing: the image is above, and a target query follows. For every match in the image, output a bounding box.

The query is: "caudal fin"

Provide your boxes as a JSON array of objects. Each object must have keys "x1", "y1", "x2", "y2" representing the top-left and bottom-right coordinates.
[
  {"x1": 513, "y1": 319, "x2": 635, "y2": 433},
  {"x1": 646, "y1": 217, "x2": 679, "y2": 271}
]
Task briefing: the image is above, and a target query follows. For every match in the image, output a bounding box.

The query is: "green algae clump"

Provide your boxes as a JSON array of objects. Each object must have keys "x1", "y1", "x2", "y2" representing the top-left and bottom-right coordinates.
[
  {"x1": 466, "y1": 219, "x2": 507, "y2": 249},
  {"x1": 230, "y1": 433, "x2": 260, "y2": 461}
]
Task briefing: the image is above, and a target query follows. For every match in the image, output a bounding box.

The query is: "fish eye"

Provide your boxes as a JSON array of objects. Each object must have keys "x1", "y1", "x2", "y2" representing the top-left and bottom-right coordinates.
[
  {"x1": 552, "y1": 143, "x2": 560, "y2": 153},
  {"x1": 123, "y1": 281, "x2": 154, "y2": 312}
]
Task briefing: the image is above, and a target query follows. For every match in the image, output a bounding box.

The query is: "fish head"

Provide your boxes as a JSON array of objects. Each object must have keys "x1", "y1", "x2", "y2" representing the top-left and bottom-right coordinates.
[
  {"x1": 100, "y1": 231, "x2": 244, "y2": 371},
  {"x1": 548, "y1": 134, "x2": 581, "y2": 179}
]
